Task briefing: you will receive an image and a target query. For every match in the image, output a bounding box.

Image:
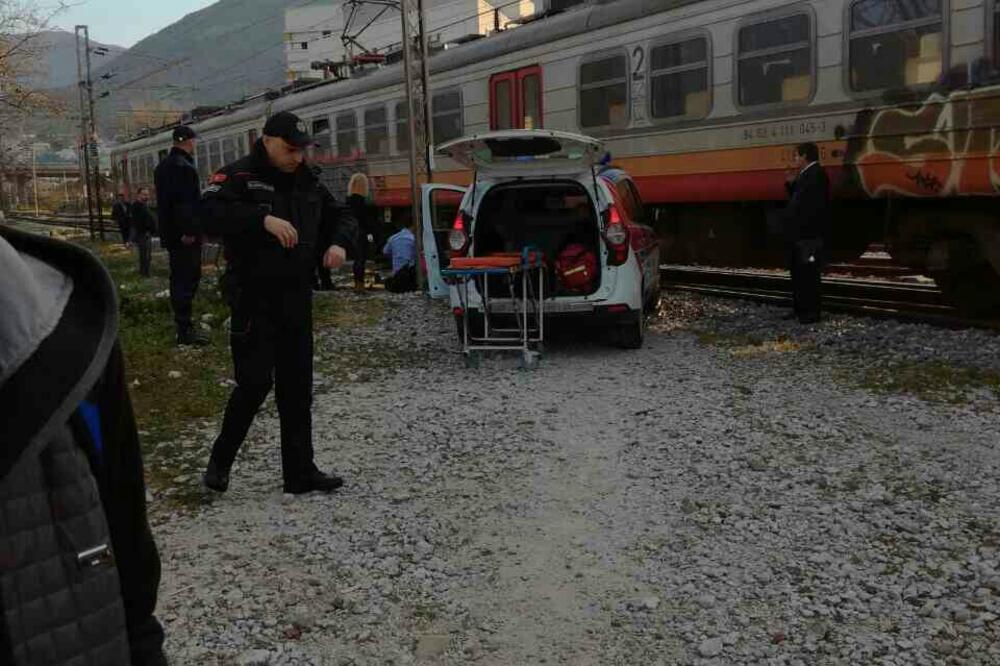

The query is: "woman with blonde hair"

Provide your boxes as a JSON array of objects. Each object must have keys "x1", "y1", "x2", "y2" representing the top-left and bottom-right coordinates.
[{"x1": 347, "y1": 172, "x2": 376, "y2": 289}]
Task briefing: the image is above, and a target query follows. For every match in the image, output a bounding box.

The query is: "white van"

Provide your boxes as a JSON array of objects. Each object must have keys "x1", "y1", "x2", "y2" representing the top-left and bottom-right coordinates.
[{"x1": 421, "y1": 130, "x2": 660, "y2": 348}]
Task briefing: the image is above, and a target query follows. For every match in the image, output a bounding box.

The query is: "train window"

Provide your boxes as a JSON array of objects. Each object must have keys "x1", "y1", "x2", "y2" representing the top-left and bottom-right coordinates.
[
  {"x1": 490, "y1": 66, "x2": 543, "y2": 130},
  {"x1": 395, "y1": 101, "x2": 409, "y2": 153},
  {"x1": 579, "y1": 53, "x2": 628, "y2": 128},
  {"x1": 311, "y1": 118, "x2": 332, "y2": 157},
  {"x1": 145, "y1": 154, "x2": 154, "y2": 184},
  {"x1": 492, "y1": 73, "x2": 515, "y2": 130},
  {"x1": 848, "y1": 0, "x2": 943, "y2": 92},
  {"x1": 237, "y1": 134, "x2": 247, "y2": 156},
  {"x1": 432, "y1": 90, "x2": 463, "y2": 144},
  {"x1": 196, "y1": 143, "x2": 209, "y2": 180},
  {"x1": 364, "y1": 106, "x2": 388, "y2": 156},
  {"x1": 248, "y1": 128, "x2": 258, "y2": 147},
  {"x1": 994, "y1": 0, "x2": 1000, "y2": 69},
  {"x1": 157, "y1": 149, "x2": 168, "y2": 162},
  {"x1": 336, "y1": 111, "x2": 358, "y2": 157},
  {"x1": 222, "y1": 136, "x2": 237, "y2": 166},
  {"x1": 650, "y1": 36, "x2": 710, "y2": 120},
  {"x1": 209, "y1": 140, "x2": 222, "y2": 172},
  {"x1": 737, "y1": 13, "x2": 812, "y2": 106}
]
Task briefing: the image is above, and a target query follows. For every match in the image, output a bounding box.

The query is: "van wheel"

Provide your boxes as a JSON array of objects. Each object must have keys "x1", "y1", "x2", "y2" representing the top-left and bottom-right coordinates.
[{"x1": 616, "y1": 311, "x2": 645, "y2": 349}]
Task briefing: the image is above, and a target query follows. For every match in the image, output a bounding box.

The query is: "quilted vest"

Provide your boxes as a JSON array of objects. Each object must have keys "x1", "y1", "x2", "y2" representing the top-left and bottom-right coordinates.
[{"x1": 0, "y1": 419, "x2": 130, "y2": 665}]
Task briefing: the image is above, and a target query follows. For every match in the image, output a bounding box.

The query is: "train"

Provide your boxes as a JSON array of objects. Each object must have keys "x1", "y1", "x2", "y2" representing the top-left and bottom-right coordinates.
[{"x1": 111, "y1": 0, "x2": 1000, "y2": 313}]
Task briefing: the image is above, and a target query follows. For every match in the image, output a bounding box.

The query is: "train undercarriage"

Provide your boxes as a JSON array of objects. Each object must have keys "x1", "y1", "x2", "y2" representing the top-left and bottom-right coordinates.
[{"x1": 648, "y1": 198, "x2": 1000, "y2": 315}]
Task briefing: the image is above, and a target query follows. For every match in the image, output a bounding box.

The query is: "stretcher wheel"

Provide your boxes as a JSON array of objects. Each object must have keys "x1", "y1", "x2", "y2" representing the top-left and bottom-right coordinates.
[{"x1": 519, "y1": 350, "x2": 541, "y2": 370}]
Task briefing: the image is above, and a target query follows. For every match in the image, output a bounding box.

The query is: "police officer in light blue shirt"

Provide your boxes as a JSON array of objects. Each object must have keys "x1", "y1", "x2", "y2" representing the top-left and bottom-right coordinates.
[{"x1": 383, "y1": 225, "x2": 417, "y2": 292}]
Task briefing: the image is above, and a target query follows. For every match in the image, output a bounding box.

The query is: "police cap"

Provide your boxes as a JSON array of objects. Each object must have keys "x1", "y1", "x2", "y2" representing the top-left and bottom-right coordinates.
[
  {"x1": 263, "y1": 111, "x2": 312, "y2": 148},
  {"x1": 172, "y1": 125, "x2": 197, "y2": 142}
]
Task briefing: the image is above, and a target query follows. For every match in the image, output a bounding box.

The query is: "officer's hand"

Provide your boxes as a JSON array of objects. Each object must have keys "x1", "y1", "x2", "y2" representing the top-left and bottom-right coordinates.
[
  {"x1": 180, "y1": 235, "x2": 197, "y2": 245},
  {"x1": 323, "y1": 245, "x2": 347, "y2": 269},
  {"x1": 264, "y1": 215, "x2": 298, "y2": 249}
]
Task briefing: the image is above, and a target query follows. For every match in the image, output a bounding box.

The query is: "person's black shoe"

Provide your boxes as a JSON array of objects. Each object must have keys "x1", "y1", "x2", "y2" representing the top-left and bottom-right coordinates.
[
  {"x1": 177, "y1": 328, "x2": 210, "y2": 346},
  {"x1": 283, "y1": 469, "x2": 344, "y2": 494},
  {"x1": 203, "y1": 460, "x2": 230, "y2": 492}
]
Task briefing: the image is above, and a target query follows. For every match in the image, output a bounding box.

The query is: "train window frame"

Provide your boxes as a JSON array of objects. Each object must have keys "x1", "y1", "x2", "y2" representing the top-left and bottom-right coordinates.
[
  {"x1": 196, "y1": 143, "x2": 209, "y2": 180},
  {"x1": 335, "y1": 110, "x2": 359, "y2": 158},
  {"x1": 395, "y1": 100, "x2": 409, "y2": 154},
  {"x1": 489, "y1": 65, "x2": 544, "y2": 131},
  {"x1": 646, "y1": 29, "x2": 712, "y2": 125},
  {"x1": 992, "y1": 0, "x2": 1000, "y2": 71},
  {"x1": 310, "y1": 116, "x2": 333, "y2": 159},
  {"x1": 431, "y1": 88, "x2": 463, "y2": 146},
  {"x1": 844, "y1": 0, "x2": 947, "y2": 96},
  {"x1": 208, "y1": 140, "x2": 222, "y2": 173},
  {"x1": 363, "y1": 104, "x2": 389, "y2": 157},
  {"x1": 732, "y1": 5, "x2": 816, "y2": 111},
  {"x1": 221, "y1": 136, "x2": 237, "y2": 166},
  {"x1": 577, "y1": 48, "x2": 631, "y2": 131}
]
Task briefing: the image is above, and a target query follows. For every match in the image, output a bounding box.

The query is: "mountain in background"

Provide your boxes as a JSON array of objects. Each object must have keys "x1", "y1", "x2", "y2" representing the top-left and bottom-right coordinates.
[
  {"x1": 89, "y1": 0, "x2": 322, "y2": 140},
  {"x1": 34, "y1": 30, "x2": 125, "y2": 89}
]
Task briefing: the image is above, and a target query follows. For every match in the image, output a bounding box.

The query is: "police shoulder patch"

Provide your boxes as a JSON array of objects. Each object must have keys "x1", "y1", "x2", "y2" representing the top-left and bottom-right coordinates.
[
  {"x1": 210, "y1": 172, "x2": 228, "y2": 184},
  {"x1": 202, "y1": 184, "x2": 222, "y2": 194}
]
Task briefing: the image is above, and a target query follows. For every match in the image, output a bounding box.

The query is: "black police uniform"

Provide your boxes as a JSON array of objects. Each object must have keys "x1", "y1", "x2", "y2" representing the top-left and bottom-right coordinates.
[
  {"x1": 783, "y1": 162, "x2": 830, "y2": 323},
  {"x1": 154, "y1": 140, "x2": 203, "y2": 341},
  {"x1": 201, "y1": 137, "x2": 357, "y2": 490}
]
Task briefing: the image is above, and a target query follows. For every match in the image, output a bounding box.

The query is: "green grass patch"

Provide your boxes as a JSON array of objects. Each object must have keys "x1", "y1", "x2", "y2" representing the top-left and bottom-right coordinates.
[{"x1": 856, "y1": 361, "x2": 1000, "y2": 404}]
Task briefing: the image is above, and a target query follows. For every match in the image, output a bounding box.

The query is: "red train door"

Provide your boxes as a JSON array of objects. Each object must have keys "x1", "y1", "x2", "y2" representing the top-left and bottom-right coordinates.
[{"x1": 489, "y1": 65, "x2": 543, "y2": 130}]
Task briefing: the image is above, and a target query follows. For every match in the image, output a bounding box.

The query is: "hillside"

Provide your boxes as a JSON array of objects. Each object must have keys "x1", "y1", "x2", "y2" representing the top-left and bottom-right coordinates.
[
  {"x1": 35, "y1": 30, "x2": 125, "y2": 89},
  {"x1": 90, "y1": 0, "x2": 324, "y2": 139}
]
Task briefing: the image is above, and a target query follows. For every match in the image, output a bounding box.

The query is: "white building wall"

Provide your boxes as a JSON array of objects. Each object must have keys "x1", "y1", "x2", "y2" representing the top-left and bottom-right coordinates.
[{"x1": 285, "y1": 0, "x2": 538, "y2": 82}]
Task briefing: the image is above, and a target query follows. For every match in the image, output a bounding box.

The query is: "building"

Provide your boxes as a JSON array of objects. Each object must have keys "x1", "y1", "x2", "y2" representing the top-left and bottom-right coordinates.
[{"x1": 284, "y1": 0, "x2": 542, "y2": 83}]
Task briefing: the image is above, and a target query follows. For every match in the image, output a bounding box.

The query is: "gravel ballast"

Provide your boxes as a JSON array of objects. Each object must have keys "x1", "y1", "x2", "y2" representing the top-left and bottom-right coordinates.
[{"x1": 153, "y1": 290, "x2": 1000, "y2": 665}]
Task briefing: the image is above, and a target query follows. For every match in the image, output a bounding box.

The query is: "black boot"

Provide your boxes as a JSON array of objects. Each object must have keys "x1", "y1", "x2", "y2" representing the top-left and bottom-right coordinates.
[
  {"x1": 203, "y1": 459, "x2": 230, "y2": 492},
  {"x1": 283, "y1": 468, "x2": 344, "y2": 494},
  {"x1": 177, "y1": 327, "x2": 210, "y2": 347}
]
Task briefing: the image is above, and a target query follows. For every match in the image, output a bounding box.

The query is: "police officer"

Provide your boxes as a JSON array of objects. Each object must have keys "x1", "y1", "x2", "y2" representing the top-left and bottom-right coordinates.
[
  {"x1": 200, "y1": 111, "x2": 357, "y2": 495},
  {"x1": 154, "y1": 125, "x2": 208, "y2": 346}
]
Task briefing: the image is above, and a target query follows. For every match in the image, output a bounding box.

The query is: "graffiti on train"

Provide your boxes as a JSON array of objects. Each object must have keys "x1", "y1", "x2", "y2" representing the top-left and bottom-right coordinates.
[{"x1": 851, "y1": 86, "x2": 1000, "y2": 198}]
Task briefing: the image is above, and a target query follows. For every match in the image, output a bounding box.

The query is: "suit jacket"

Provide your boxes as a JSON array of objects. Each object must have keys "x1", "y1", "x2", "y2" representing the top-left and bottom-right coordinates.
[
  {"x1": 153, "y1": 146, "x2": 200, "y2": 249},
  {"x1": 783, "y1": 162, "x2": 830, "y2": 244}
]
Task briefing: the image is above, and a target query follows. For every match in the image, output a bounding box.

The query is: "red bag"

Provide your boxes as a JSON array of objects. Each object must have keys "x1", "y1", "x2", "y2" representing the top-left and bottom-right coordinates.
[{"x1": 555, "y1": 243, "x2": 598, "y2": 293}]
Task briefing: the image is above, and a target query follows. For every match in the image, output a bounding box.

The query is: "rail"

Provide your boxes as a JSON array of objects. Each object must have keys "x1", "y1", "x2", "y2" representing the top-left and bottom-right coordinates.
[{"x1": 660, "y1": 265, "x2": 1000, "y2": 331}]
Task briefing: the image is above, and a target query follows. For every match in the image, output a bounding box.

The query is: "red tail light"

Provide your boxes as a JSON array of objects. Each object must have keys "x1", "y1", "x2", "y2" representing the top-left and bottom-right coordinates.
[
  {"x1": 449, "y1": 209, "x2": 470, "y2": 257},
  {"x1": 603, "y1": 204, "x2": 629, "y2": 266}
]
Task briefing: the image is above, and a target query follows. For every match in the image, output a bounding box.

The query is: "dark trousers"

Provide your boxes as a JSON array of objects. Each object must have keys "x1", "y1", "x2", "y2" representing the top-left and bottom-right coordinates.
[
  {"x1": 314, "y1": 250, "x2": 333, "y2": 290},
  {"x1": 210, "y1": 288, "x2": 315, "y2": 483},
  {"x1": 117, "y1": 220, "x2": 130, "y2": 245},
  {"x1": 353, "y1": 233, "x2": 370, "y2": 284},
  {"x1": 167, "y1": 244, "x2": 202, "y2": 333},
  {"x1": 789, "y1": 239, "x2": 822, "y2": 321},
  {"x1": 136, "y1": 233, "x2": 152, "y2": 277}
]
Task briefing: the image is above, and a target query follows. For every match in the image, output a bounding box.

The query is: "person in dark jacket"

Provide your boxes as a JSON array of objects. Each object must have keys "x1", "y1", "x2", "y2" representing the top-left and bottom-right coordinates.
[
  {"x1": 0, "y1": 224, "x2": 167, "y2": 666},
  {"x1": 154, "y1": 125, "x2": 208, "y2": 346},
  {"x1": 347, "y1": 172, "x2": 377, "y2": 290},
  {"x1": 200, "y1": 111, "x2": 357, "y2": 495},
  {"x1": 782, "y1": 142, "x2": 830, "y2": 324},
  {"x1": 130, "y1": 187, "x2": 157, "y2": 277},
  {"x1": 112, "y1": 192, "x2": 131, "y2": 246}
]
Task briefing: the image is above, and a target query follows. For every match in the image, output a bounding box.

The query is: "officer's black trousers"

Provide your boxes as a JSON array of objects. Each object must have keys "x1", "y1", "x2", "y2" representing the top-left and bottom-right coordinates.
[
  {"x1": 789, "y1": 240, "x2": 822, "y2": 321},
  {"x1": 167, "y1": 244, "x2": 202, "y2": 333},
  {"x1": 210, "y1": 287, "x2": 315, "y2": 483},
  {"x1": 136, "y1": 233, "x2": 152, "y2": 277}
]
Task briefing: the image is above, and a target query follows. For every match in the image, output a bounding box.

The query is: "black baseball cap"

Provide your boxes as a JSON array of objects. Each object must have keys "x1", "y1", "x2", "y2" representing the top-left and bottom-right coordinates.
[
  {"x1": 172, "y1": 125, "x2": 197, "y2": 142},
  {"x1": 263, "y1": 111, "x2": 312, "y2": 148}
]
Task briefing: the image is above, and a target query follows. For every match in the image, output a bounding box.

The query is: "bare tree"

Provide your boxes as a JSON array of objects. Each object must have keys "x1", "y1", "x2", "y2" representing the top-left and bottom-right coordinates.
[{"x1": 0, "y1": 0, "x2": 69, "y2": 210}]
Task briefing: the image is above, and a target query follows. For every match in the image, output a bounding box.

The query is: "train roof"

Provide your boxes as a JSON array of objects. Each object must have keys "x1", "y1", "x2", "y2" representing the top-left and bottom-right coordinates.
[{"x1": 114, "y1": 0, "x2": 698, "y2": 153}]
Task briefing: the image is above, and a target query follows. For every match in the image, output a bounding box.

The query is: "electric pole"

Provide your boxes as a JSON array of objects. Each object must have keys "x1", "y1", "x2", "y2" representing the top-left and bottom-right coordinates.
[
  {"x1": 75, "y1": 25, "x2": 95, "y2": 238},
  {"x1": 84, "y1": 27, "x2": 105, "y2": 240},
  {"x1": 31, "y1": 144, "x2": 39, "y2": 217},
  {"x1": 400, "y1": 0, "x2": 432, "y2": 290}
]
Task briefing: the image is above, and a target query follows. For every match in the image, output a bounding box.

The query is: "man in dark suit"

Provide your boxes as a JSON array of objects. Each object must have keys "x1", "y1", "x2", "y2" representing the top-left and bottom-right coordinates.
[{"x1": 782, "y1": 142, "x2": 830, "y2": 324}]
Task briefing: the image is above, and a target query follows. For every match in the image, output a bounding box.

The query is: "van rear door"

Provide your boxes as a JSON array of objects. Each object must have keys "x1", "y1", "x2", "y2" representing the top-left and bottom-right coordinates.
[
  {"x1": 437, "y1": 129, "x2": 603, "y2": 178},
  {"x1": 420, "y1": 183, "x2": 467, "y2": 298}
]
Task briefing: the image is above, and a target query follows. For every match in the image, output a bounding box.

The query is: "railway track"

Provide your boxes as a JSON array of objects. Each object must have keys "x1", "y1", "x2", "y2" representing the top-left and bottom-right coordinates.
[
  {"x1": 3, "y1": 213, "x2": 115, "y2": 234},
  {"x1": 660, "y1": 265, "x2": 1000, "y2": 330}
]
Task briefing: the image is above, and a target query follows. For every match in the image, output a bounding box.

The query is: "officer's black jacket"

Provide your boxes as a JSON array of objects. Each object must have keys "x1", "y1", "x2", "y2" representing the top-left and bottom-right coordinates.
[
  {"x1": 153, "y1": 146, "x2": 200, "y2": 248},
  {"x1": 782, "y1": 163, "x2": 831, "y2": 243},
  {"x1": 201, "y1": 139, "x2": 358, "y2": 287},
  {"x1": 129, "y1": 201, "x2": 157, "y2": 235}
]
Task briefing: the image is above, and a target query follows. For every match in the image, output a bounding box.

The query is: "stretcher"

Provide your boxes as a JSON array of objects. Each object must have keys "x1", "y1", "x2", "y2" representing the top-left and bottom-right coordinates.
[{"x1": 441, "y1": 247, "x2": 545, "y2": 369}]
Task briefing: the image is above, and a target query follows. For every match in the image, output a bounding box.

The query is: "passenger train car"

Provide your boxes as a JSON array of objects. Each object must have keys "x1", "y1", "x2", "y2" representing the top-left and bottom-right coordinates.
[{"x1": 111, "y1": 0, "x2": 1000, "y2": 312}]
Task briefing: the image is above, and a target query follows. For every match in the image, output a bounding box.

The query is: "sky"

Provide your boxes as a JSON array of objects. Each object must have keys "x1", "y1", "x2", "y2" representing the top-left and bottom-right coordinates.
[{"x1": 54, "y1": 0, "x2": 218, "y2": 48}]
